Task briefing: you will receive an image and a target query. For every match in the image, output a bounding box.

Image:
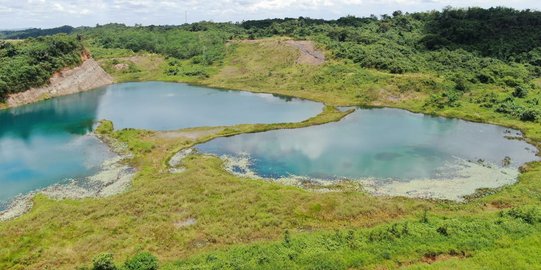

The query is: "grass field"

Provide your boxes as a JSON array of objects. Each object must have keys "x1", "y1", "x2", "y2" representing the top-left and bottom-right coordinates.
[{"x1": 1, "y1": 39, "x2": 540, "y2": 269}]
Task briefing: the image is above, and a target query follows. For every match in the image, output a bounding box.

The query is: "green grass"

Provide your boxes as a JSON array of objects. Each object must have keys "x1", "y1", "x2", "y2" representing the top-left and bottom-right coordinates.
[
  {"x1": 2, "y1": 38, "x2": 541, "y2": 269},
  {"x1": 165, "y1": 207, "x2": 541, "y2": 269}
]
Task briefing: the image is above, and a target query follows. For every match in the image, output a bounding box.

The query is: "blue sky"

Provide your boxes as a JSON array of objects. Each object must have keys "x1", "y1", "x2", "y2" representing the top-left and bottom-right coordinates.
[{"x1": 0, "y1": 0, "x2": 539, "y2": 29}]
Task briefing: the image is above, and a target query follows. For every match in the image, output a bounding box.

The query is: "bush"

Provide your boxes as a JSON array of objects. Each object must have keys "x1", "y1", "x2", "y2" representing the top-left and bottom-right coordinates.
[
  {"x1": 452, "y1": 76, "x2": 469, "y2": 91},
  {"x1": 505, "y1": 207, "x2": 541, "y2": 224},
  {"x1": 124, "y1": 252, "x2": 159, "y2": 270},
  {"x1": 426, "y1": 90, "x2": 461, "y2": 109},
  {"x1": 519, "y1": 109, "x2": 539, "y2": 122},
  {"x1": 494, "y1": 99, "x2": 539, "y2": 122},
  {"x1": 512, "y1": 86, "x2": 528, "y2": 98},
  {"x1": 477, "y1": 71, "x2": 495, "y2": 84},
  {"x1": 92, "y1": 253, "x2": 117, "y2": 270}
]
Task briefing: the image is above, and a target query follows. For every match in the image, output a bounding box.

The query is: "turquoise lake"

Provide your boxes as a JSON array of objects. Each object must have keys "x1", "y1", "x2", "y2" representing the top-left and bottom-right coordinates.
[
  {"x1": 0, "y1": 82, "x2": 323, "y2": 209},
  {"x1": 196, "y1": 108, "x2": 539, "y2": 186}
]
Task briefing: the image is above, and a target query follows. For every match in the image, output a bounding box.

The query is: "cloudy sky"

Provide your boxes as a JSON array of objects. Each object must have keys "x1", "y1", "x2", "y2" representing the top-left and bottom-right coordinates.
[{"x1": 0, "y1": 0, "x2": 539, "y2": 29}]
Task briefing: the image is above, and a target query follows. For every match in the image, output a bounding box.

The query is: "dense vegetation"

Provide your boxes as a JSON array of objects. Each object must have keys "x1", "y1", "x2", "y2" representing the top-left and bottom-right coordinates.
[
  {"x1": 0, "y1": 34, "x2": 84, "y2": 100},
  {"x1": 80, "y1": 23, "x2": 239, "y2": 65}
]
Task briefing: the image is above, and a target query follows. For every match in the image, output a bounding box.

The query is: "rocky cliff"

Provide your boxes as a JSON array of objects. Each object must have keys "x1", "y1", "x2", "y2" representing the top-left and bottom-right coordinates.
[{"x1": 6, "y1": 58, "x2": 113, "y2": 108}]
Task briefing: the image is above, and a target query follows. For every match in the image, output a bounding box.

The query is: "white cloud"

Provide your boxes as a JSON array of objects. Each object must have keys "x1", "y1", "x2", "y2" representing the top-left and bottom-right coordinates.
[{"x1": 0, "y1": 0, "x2": 539, "y2": 28}]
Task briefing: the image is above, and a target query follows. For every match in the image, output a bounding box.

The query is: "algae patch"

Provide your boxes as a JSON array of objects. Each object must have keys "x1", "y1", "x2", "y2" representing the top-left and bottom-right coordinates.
[{"x1": 214, "y1": 154, "x2": 522, "y2": 201}]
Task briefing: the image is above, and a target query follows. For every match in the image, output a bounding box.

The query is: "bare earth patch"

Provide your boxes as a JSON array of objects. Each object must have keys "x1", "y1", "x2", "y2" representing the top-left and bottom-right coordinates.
[
  {"x1": 113, "y1": 63, "x2": 129, "y2": 71},
  {"x1": 285, "y1": 40, "x2": 326, "y2": 65}
]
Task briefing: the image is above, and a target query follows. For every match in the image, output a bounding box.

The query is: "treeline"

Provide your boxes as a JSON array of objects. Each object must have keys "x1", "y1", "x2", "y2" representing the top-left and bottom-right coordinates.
[
  {"x1": 0, "y1": 25, "x2": 74, "y2": 39},
  {"x1": 424, "y1": 7, "x2": 541, "y2": 59},
  {"x1": 0, "y1": 35, "x2": 84, "y2": 100},
  {"x1": 78, "y1": 23, "x2": 237, "y2": 65}
]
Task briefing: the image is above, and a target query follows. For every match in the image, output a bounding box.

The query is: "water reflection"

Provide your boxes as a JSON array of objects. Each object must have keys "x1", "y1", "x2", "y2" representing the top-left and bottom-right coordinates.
[
  {"x1": 0, "y1": 89, "x2": 110, "y2": 205},
  {"x1": 94, "y1": 82, "x2": 322, "y2": 130},
  {"x1": 197, "y1": 108, "x2": 539, "y2": 181},
  {"x1": 0, "y1": 89, "x2": 105, "y2": 140}
]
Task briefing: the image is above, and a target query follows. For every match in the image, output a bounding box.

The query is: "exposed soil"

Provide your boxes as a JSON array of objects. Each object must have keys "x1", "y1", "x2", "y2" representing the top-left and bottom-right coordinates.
[
  {"x1": 6, "y1": 59, "x2": 113, "y2": 108},
  {"x1": 285, "y1": 40, "x2": 326, "y2": 65}
]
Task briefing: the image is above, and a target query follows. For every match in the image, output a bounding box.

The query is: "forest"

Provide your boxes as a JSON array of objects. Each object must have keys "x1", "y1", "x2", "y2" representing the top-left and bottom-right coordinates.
[{"x1": 1, "y1": 7, "x2": 541, "y2": 121}]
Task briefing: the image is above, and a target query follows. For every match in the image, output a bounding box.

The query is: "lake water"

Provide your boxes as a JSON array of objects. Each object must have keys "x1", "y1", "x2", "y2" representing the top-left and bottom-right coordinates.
[
  {"x1": 196, "y1": 108, "x2": 539, "y2": 199},
  {"x1": 0, "y1": 82, "x2": 323, "y2": 209}
]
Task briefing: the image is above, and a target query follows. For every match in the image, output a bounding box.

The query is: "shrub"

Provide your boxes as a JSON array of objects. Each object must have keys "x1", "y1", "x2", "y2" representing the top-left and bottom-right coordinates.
[
  {"x1": 452, "y1": 76, "x2": 469, "y2": 91},
  {"x1": 283, "y1": 230, "x2": 292, "y2": 247},
  {"x1": 124, "y1": 252, "x2": 159, "y2": 270},
  {"x1": 503, "y1": 77, "x2": 520, "y2": 87},
  {"x1": 477, "y1": 72, "x2": 495, "y2": 84},
  {"x1": 494, "y1": 99, "x2": 539, "y2": 122},
  {"x1": 512, "y1": 86, "x2": 528, "y2": 98},
  {"x1": 426, "y1": 90, "x2": 461, "y2": 109},
  {"x1": 519, "y1": 109, "x2": 539, "y2": 122},
  {"x1": 505, "y1": 207, "x2": 541, "y2": 224},
  {"x1": 92, "y1": 253, "x2": 117, "y2": 270},
  {"x1": 436, "y1": 225, "x2": 449, "y2": 236}
]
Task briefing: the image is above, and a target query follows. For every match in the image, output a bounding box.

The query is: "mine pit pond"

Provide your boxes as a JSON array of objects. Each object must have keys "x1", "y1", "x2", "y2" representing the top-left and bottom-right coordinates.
[
  {"x1": 196, "y1": 108, "x2": 540, "y2": 200},
  {"x1": 0, "y1": 82, "x2": 323, "y2": 210}
]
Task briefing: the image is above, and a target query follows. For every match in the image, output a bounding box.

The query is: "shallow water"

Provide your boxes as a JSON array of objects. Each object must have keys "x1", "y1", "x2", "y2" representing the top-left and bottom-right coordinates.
[
  {"x1": 0, "y1": 82, "x2": 323, "y2": 208},
  {"x1": 196, "y1": 108, "x2": 539, "y2": 198}
]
